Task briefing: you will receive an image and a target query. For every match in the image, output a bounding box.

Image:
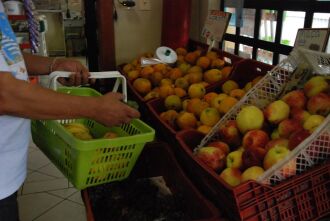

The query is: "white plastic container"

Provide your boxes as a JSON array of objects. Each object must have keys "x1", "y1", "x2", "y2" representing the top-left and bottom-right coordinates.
[{"x1": 4, "y1": 1, "x2": 24, "y2": 15}]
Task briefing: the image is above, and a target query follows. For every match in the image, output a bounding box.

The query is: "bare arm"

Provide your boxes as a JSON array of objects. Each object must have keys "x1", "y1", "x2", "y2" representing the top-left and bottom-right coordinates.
[
  {"x1": 0, "y1": 72, "x2": 140, "y2": 126},
  {"x1": 22, "y1": 52, "x2": 54, "y2": 75}
]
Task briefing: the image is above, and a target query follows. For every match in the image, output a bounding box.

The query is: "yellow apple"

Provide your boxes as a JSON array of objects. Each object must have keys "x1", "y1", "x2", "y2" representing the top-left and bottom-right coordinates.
[
  {"x1": 303, "y1": 76, "x2": 329, "y2": 98},
  {"x1": 303, "y1": 115, "x2": 325, "y2": 133},
  {"x1": 241, "y1": 166, "x2": 265, "y2": 182},
  {"x1": 263, "y1": 146, "x2": 291, "y2": 170},
  {"x1": 226, "y1": 150, "x2": 243, "y2": 169},
  {"x1": 219, "y1": 168, "x2": 242, "y2": 187},
  {"x1": 264, "y1": 100, "x2": 290, "y2": 124},
  {"x1": 236, "y1": 105, "x2": 264, "y2": 134}
]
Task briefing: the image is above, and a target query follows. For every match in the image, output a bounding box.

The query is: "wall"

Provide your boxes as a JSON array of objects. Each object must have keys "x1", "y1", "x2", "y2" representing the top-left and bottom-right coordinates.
[{"x1": 114, "y1": 0, "x2": 163, "y2": 65}]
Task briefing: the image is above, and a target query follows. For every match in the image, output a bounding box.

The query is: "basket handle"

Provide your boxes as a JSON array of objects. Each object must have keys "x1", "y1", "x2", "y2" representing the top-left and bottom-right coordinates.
[{"x1": 48, "y1": 71, "x2": 127, "y2": 102}]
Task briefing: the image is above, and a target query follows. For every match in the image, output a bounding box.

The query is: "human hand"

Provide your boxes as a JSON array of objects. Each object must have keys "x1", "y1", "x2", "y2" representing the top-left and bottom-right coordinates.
[
  {"x1": 93, "y1": 92, "x2": 141, "y2": 127},
  {"x1": 51, "y1": 58, "x2": 92, "y2": 86}
]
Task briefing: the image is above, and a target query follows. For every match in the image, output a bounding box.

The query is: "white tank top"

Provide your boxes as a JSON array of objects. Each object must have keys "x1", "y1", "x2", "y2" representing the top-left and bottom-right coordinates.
[{"x1": 0, "y1": 2, "x2": 30, "y2": 200}]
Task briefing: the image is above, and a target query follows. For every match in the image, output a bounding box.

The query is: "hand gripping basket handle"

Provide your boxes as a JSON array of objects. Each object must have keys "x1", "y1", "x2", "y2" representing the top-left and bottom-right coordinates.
[{"x1": 48, "y1": 71, "x2": 128, "y2": 102}]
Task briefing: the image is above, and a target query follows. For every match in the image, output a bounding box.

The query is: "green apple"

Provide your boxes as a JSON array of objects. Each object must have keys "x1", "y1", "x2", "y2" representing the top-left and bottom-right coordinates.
[
  {"x1": 226, "y1": 150, "x2": 243, "y2": 169},
  {"x1": 236, "y1": 105, "x2": 264, "y2": 134},
  {"x1": 263, "y1": 146, "x2": 291, "y2": 170}
]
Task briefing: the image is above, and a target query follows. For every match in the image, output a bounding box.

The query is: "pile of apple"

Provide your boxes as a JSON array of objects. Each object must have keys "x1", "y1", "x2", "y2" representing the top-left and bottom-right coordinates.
[
  {"x1": 121, "y1": 47, "x2": 233, "y2": 102},
  {"x1": 194, "y1": 75, "x2": 330, "y2": 187},
  {"x1": 159, "y1": 76, "x2": 262, "y2": 134}
]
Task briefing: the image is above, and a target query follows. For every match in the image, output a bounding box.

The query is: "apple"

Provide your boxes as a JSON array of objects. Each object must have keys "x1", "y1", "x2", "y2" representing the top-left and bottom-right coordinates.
[
  {"x1": 265, "y1": 138, "x2": 289, "y2": 151},
  {"x1": 103, "y1": 131, "x2": 118, "y2": 139},
  {"x1": 303, "y1": 76, "x2": 329, "y2": 98},
  {"x1": 242, "y1": 129, "x2": 269, "y2": 149},
  {"x1": 307, "y1": 93, "x2": 330, "y2": 116},
  {"x1": 303, "y1": 115, "x2": 325, "y2": 133},
  {"x1": 236, "y1": 105, "x2": 264, "y2": 134},
  {"x1": 226, "y1": 150, "x2": 243, "y2": 169},
  {"x1": 241, "y1": 166, "x2": 265, "y2": 182},
  {"x1": 242, "y1": 147, "x2": 266, "y2": 169},
  {"x1": 263, "y1": 146, "x2": 291, "y2": 170},
  {"x1": 288, "y1": 129, "x2": 311, "y2": 150},
  {"x1": 219, "y1": 168, "x2": 242, "y2": 187},
  {"x1": 281, "y1": 90, "x2": 307, "y2": 109},
  {"x1": 264, "y1": 100, "x2": 290, "y2": 124},
  {"x1": 207, "y1": 140, "x2": 230, "y2": 155},
  {"x1": 218, "y1": 120, "x2": 242, "y2": 148},
  {"x1": 194, "y1": 146, "x2": 226, "y2": 172},
  {"x1": 271, "y1": 128, "x2": 280, "y2": 139},
  {"x1": 278, "y1": 119, "x2": 303, "y2": 138},
  {"x1": 290, "y1": 107, "x2": 311, "y2": 124}
]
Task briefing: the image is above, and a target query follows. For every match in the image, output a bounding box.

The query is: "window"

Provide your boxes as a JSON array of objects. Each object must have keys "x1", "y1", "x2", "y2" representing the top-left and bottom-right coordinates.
[{"x1": 221, "y1": 0, "x2": 330, "y2": 65}]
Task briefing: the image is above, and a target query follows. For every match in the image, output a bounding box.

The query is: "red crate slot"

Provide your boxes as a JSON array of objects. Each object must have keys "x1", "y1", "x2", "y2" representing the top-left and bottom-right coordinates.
[
  {"x1": 175, "y1": 129, "x2": 330, "y2": 221},
  {"x1": 82, "y1": 141, "x2": 225, "y2": 221}
]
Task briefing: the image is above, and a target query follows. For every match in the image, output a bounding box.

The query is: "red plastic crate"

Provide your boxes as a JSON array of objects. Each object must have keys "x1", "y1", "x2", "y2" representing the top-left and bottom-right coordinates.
[
  {"x1": 82, "y1": 141, "x2": 225, "y2": 221},
  {"x1": 175, "y1": 129, "x2": 330, "y2": 221}
]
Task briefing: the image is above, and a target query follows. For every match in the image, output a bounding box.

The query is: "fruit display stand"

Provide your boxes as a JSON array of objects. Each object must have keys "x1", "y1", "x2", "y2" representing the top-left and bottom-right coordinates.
[
  {"x1": 176, "y1": 129, "x2": 330, "y2": 221},
  {"x1": 174, "y1": 49, "x2": 330, "y2": 220},
  {"x1": 81, "y1": 141, "x2": 226, "y2": 221},
  {"x1": 146, "y1": 59, "x2": 273, "y2": 144},
  {"x1": 31, "y1": 72, "x2": 155, "y2": 189}
]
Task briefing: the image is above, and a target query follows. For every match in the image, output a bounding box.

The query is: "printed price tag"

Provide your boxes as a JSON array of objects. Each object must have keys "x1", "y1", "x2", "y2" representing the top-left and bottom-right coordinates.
[
  {"x1": 202, "y1": 10, "x2": 231, "y2": 42},
  {"x1": 294, "y1": 28, "x2": 330, "y2": 52}
]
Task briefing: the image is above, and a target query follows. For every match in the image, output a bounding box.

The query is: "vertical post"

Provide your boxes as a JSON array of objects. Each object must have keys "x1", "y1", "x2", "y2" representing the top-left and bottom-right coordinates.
[{"x1": 96, "y1": 0, "x2": 116, "y2": 70}]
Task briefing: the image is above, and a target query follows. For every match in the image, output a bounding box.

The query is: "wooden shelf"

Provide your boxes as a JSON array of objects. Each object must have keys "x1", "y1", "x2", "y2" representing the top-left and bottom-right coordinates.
[{"x1": 8, "y1": 15, "x2": 27, "y2": 20}]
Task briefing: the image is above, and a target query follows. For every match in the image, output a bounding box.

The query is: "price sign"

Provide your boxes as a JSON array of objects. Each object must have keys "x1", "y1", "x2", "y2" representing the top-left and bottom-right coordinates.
[
  {"x1": 202, "y1": 10, "x2": 231, "y2": 42},
  {"x1": 294, "y1": 28, "x2": 330, "y2": 52}
]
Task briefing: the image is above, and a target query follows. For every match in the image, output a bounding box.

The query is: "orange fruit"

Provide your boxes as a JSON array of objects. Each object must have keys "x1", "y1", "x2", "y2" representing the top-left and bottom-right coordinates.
[
  {"x1": 211, "y1": 58, "x2": 225, "y2": 69},
  {"x1": 178, "y1": 62, "x2": 191, "y2": 74},
  {"x1": 175, "y1": 77, "x2": 189, "y2": 90},
  {"x1": 188, "y1": 83, "x2": 206, "y2": 99},
  {"x1": 174, "y1": 87, "x2": 187, "y2": 98},
  {"x1": 252, "y1": 76, "x2": 263, "y2": 85},
  {"x1": 203, "y1": 92, "x2": 218, "y2": 105},
  {"x1": 197, "y1": 125, "x2": 212, "y2": 135},
  {"x1": 169, "y1": 68, "x2": 183, "y2": 81},
  {"x1": 196, "y1": 56, "x2": 211, "y2": 69},
  {"x1": 204, "y1": 69, "x2": 223, "y2": 84},
  {"x1": 133, "y1": 78, "x2": 152, "y2": 95},
  {"x1": 200, "y1": 107, "x2": 221, "y2": 127},
  {"x1": 140, "y1": 66, "x2": 154, "y2": 78},
  {"x1": 221, "y1": 66, "x2": 233, "y2": 79},
  {"x1": 160, "y1": 78, "x2": 173, "y2": 86},
  {"x1": 182, "y1": 99, "x2": 190, "y2": 111},
  {"x1": 123, "y1": 63, "x2": 134, "y2": 74},
  {"x1": 206, "y1": 51, "x2": 218, "y2": 60},
  {"x1": 222, "y1": 80, "x2": 239, "y2": 94},
  {"x1": 185, "y1": 52, "x2": 199, "y2": 64},
  {"x1": 176, "y1": 47, "x2": 188, "y2": 56},
  {"x1": 158, "y1": 84, "x2": 175, "y2": 98},
  {"x1": 186, "y1": 98, "x2": 209, "y2": 117},
  {"x1": 127, "y1": 70, "x2": 140, "y2": 81},
  {"x1": 218, "y1": 97, "x2": 238, "y2": 114},
  {"x1": 149, "y1": 71, "x2": 163, "y2": 86},
  {"x1": 244, "y1": 82, "x2": 253, "y2": 92},
  {"x1": 211, "y1": 93, "x2": 228, "y2": 109},
  {"x1": 176, "y1": 112, "x2": 197, "y2": 130},
  {"x1": 164, "y1": 95, "x2": 182, "y2": 111},
  {"x1": 153, "y1": 63, "x2": 167, "y2": 74},
  {"x1": 176, "y1": 55, "x2": 185, "y2": 65},
  {"x1": 188, "y1": 65, "x2": 203, "y2": 74},
  {"x1": 144, "y1": 91, "x2": 159, "y2": 101},
  {"x1": 229, "y1": 89, "x2": 246, "y2": 100},
  {"x1": 186, "y1": 72, "x2": 203, "y2": 84},
  {"x1": 160, "y1": 110, "x2": 179, "y2": 127}
]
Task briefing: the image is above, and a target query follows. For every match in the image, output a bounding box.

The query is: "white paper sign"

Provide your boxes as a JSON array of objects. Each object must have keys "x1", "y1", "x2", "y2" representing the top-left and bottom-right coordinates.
[
  {"x1": 202, "y1": 10, "x2": 231, "y2": 42},
  {"x1": 294, "y1": 28, "x2": 330, "y2": 52}
]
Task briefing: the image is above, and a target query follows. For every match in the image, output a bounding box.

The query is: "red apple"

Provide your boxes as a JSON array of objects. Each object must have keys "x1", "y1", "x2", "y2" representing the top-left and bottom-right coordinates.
[
  {"x1": 278, "y1": 119, "x2": 303, "y2": 138},
  {"x1": 264, "y1": 100, "x2": 290, "y2": 124},
  {"x1": 290, "y1": 107, "x2": 311, "y2": 124},
  {"x1": 207, "y1": 140, "x2": 230, "y2": 155},
  {"x1": 219, "y1": 168, "x2": 242, "y2": 187},
  {"x1": 218, "y1": 120, "x2": 242, "y2": 148},
  {"x1": 281, "y1": 90, "x2": 307, "y2": 109},
  {"x1": 194, "y1": 146, "x2": 226, "y2": 172},
  {"x1": 265, "y1": 138, "x2": 289, "y2": 151},
  {"x1": 241, "y1": 166, "x2": 265, "y2": 182},
  {"x1": 226, "y1": 150, "x2": 243, "y2": 169},
  {"x1": 242, "y1": 129, "x2": 269, "y2": 149},
  {"x1": 288, "y1": 129, "x2": 311, "y2": 150},
  {"x1": 263, "y1": 146, "x2": 291, "y2": 170},
  {"x1": 307, "y1": 93, "x2": 330, "y2": 116},
  {"x1": 242, "y1": 147, "x2": 267, "y2": 169}
]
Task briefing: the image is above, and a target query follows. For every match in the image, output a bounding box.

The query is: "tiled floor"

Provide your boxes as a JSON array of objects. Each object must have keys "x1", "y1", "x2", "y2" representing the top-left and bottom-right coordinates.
[
  {"x1": 18, "y1": 56, "x2": 89, "y2": 221},
  {"x1": 17, "y1": 140, "x2": 87, "y2": 221}
]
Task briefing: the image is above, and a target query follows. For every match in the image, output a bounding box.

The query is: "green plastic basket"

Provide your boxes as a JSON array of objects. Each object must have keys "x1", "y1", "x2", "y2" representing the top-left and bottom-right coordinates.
[{"x1": 31, "y1": 87, "x2": 155, "y2": 189}]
